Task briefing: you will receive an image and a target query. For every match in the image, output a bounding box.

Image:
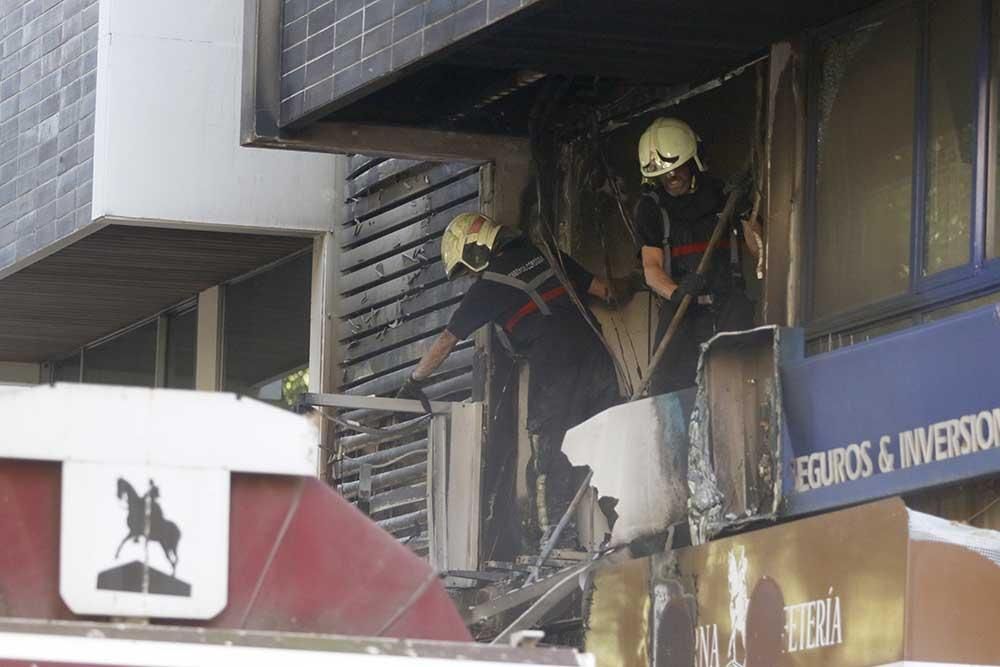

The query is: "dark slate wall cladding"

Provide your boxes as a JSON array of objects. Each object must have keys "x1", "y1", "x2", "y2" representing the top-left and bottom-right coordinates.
[
  {"x1": 0, "y1": 0, "x2": 99, "y2": 272},
  {"x1": 280, "y1": 0, "x2": 540, "y2": 124},
  {"x1": 333, "y1": 156, "x2": 481, "y2": 547}
]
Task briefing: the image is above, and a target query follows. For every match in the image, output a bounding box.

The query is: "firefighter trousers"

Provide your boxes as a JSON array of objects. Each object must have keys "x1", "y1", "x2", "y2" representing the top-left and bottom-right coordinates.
[
  {"x1": 524, "y1": 326, "x2": 620, "y2": 545},
  {"x1": 650, "y1": 291, "x2": 754, "y2": 396}
]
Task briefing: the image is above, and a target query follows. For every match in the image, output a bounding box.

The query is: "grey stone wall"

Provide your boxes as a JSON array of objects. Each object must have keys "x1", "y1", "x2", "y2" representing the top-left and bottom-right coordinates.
[
  {"x1": 280, "y1": 0, "x2": 540, "y2": 125},
  {"x1": 0, "y1": 0, "x2": 98, "y2": 272}
]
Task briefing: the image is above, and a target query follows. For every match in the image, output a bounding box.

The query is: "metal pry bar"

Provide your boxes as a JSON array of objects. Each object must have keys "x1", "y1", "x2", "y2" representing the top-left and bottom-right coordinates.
[{"x1": 525, "y1": 469, "x2": 594, "y2": 586}]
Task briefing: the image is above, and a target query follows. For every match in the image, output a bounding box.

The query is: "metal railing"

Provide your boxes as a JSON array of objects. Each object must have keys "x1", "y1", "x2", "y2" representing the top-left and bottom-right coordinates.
[{"x1": 301, "y1": 393, "x2": 483, "y2": 573}]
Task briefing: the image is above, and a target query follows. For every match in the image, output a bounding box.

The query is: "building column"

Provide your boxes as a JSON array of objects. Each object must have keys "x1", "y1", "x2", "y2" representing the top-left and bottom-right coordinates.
[
  {"x1": 308, "y1": 155, "x2": 346, "y2": 480},
  {"x1": 195, "y1": 285, "x2": 224, "y2": 391},
  {"x1": 763, "y1": 40, "x2": 807, "y2": 327}
]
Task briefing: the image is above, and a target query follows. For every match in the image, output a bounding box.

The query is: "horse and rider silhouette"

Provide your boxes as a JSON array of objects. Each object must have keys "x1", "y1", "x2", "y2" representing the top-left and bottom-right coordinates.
[{"x1": 115, "y1": 478, "x2": 181, "y2": 576}]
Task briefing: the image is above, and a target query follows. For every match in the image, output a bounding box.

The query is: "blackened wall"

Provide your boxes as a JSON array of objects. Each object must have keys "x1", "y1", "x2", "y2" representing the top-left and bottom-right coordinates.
[
  {"x1": 279, "y1": 0, "x2": 540, "y2": 125},
  {"x1": 0, "y1": 0, "x2": 98, "y2": 272}
]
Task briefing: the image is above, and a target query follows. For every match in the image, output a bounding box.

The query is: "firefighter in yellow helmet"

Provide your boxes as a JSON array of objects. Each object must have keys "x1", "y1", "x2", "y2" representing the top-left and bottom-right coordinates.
[
  {"x1": 397, "y1": 212, "x2": 625, "y2": 547},
  {"x1": 635, "y1": 118, "x2": 760, "y2": 394}
]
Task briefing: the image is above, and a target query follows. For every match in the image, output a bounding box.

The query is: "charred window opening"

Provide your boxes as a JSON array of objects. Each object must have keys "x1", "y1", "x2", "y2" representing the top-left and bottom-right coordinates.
[{"x1": 552, "y1": 69, "x2": 765, "y2": 387}]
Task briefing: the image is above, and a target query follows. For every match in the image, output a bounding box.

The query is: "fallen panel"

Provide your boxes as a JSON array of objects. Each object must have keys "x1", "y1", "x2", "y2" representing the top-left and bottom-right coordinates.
[{"x1": 563, "y1": 391, "x2": 693, "y2": 548}]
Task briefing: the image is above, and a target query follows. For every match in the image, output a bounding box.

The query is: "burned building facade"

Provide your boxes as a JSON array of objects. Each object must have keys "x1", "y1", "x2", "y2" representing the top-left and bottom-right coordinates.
[
  {"x1": 1, "y1": 0, "x2": 999, "y2": 659},
  {"x1": 240, "y1": 0, "x2": 1000, "y2": 560}
]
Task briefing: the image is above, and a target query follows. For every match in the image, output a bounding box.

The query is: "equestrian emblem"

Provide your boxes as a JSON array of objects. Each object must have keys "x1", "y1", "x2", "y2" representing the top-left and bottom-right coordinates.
[
  {"x1": 61, "y1": 459, "x2": 229, "y2": 618},
  {"x1": 97, "y1": 476, "x2": 190, "y2": 597}
]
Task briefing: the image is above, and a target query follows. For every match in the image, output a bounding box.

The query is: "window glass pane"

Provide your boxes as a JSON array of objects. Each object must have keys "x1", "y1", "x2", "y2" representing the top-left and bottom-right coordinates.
[
  {"x1": 924, "y1": 0, "x2": 978, "y2": 275},
  {"x1": 223, "y1": 254, "x2": 311, "y2": 407},
  {"x1": 82, "y1": 322, "x2": 157, "y2": 386},
  {"x1": 53, "y1": 354, "x2": 81, "y2": 383},
  {"x1": 813, "y1": 7, "x2": 917, "y2": 319},
  {"x1": 166, "y1": 309, "x2": 197, "y2": 389}
]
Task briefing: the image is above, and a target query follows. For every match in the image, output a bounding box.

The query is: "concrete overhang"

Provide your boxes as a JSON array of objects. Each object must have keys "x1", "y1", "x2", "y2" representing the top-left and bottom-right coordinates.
[
  {"x1": 0, "y1": 0, "x2": 346, "y2": 363},
  {"x1": 0, "y1": 223, "x2": 310, "y2": 363},
  {"x1": 93, "y1": 0, "x2": 338, "y2": 236}
]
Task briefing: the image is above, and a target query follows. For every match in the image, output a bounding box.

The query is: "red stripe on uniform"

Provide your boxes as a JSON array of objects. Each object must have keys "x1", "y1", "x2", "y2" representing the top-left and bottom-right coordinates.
[
  {"x1": 504, "y1": 286, "x2": 567, "y2": 333},
  {"x1": 671, "y1": 239, "x2": 730, "y2": 257}
]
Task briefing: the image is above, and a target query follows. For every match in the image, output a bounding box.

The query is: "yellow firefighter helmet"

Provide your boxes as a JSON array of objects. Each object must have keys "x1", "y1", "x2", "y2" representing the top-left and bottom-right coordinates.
[
  {"x1": 637, "y1": 117, "x2": 705, "y2": 178},
  {"x1": 441, "y1": 212, "x2": 503, "y2": 278}
]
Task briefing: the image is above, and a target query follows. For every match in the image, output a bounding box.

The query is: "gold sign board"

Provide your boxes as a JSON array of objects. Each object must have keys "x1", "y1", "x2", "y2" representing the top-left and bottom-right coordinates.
[{"x1": 587, "y1": 498, "x2": 1000, "y2": 666}]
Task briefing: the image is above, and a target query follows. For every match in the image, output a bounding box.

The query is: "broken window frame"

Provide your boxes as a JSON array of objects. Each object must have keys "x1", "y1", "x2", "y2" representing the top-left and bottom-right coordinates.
[{"x1": 804, "y1": 0, "x2": 1000, "y2": 340}]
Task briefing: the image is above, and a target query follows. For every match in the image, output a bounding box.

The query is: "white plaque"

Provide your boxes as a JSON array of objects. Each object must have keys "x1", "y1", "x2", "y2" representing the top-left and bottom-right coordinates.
[{"x1": 60, "y1": 461, "x2": 229, "y2": 619}]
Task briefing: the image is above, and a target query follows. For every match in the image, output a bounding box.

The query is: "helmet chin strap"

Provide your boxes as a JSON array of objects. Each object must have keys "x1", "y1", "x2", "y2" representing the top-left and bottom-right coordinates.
[{"x1": 662, "y1": 169, "x2": 698, "y2": 196}]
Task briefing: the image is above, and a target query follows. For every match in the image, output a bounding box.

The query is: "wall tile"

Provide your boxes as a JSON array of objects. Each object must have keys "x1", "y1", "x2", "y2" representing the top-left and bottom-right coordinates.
[
  {"x1": 391, "y1": 31, "x2": 421, "y2": 69},
  {"x1": 0, "y1": 0, "x2": 98, "y2": 271},
  {"x1": 362, "y1": 20, "x2": 391, "y2": 58},
  {"x1": 280, "y1": 0, "x2": 542, "y2": 125},
  {"x1": 307, "y1": 1, "x2": 335, "y2": 36},
  {"x1": 364, "y1": 0, "x2": 393, "y2": 29}
]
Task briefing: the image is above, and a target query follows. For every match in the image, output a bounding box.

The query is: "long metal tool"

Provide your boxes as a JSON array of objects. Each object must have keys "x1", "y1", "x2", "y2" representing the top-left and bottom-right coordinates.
[
  {"x1": 525, "y1": 469, "x2": 594, "y2": 585},
  {"x1": 630, "y1": 186, "x2": 743, "y2": 400}
]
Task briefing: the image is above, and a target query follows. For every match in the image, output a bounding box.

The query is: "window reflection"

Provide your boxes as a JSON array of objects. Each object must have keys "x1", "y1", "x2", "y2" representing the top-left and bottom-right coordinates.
[
  {"x1": 223, "y1": 253, "x2": 311, "y2": 408},
  {"x1": 924, "y1": 0, "x2": 977, "y2": 275},
  {"x1": 82, "y1": 322, "x2": 157, "y2": 387},
  {"x1": 813, "y1": 7, "x2": 917, "y2": 318},
  {"x1": 53, "y1": 354, "x2": 81, "y2": 383},
  {"x1": 166, "y1": 309, "x2": 197, "y2": 390}
]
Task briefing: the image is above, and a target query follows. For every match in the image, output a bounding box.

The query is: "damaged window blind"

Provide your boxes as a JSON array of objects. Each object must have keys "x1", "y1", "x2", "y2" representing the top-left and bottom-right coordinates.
[{"x1": 333, "y1": 155, "x2": 483, "y2": 555}]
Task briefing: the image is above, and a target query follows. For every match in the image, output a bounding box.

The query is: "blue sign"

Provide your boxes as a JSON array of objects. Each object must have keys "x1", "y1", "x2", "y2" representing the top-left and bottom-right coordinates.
[{"x1": 780, "y1": 302, "x2": 1000, "y2": 515}]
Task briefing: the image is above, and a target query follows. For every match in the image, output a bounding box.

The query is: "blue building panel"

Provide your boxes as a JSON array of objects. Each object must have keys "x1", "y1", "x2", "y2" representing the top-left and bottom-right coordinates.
[{"x1": 780, "y1": 302, "x2": 1000, "y2": 515}]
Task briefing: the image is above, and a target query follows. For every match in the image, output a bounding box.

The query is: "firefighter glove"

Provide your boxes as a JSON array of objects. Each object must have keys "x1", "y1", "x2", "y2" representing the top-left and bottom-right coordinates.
[
  {"x1": 397, "y1": 375, "x2": 433, "y2": 414},
  {"x1": 670, "y1": 273, "x2": 708, "y2": 305},
  {"x1": 608, "y1": 277, "x2": 636, "y2": 308}
]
